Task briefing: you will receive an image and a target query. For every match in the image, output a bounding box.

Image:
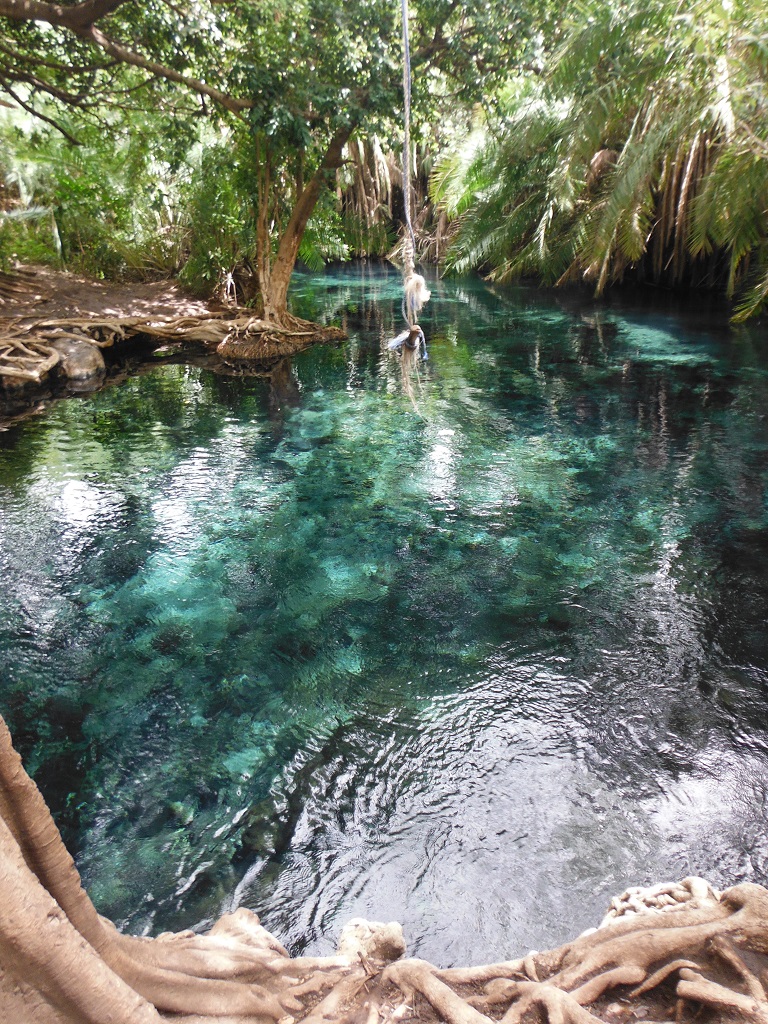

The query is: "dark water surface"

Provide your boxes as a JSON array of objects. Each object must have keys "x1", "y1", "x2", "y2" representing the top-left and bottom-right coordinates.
[{"x1": 2, "y1": 265, "x2": 768, "y2": 965}]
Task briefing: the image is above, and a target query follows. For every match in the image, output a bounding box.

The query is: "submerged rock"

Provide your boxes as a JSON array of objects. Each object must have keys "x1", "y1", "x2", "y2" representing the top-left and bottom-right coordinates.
[{"x1": 50, "y1": 337, "x2": 105, "y2": 383}]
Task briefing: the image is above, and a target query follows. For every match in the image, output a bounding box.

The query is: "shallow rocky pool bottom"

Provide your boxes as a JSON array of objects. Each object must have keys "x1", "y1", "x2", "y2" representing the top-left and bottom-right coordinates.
[{"x1": 1, "y1": 266, "x2": 768, "y2": 965}]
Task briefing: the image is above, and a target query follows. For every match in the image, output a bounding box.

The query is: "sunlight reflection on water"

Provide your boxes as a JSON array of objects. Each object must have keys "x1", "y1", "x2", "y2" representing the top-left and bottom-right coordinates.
[{"x1": 1, "y1": 266, "x2": 768, "y2": 964}]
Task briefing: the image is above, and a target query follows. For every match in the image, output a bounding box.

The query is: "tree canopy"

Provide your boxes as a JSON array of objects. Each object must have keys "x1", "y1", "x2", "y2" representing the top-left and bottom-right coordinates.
[
  {"x1": 2, "y1": 0, "x2": 765, "y2": 319},
  {"x1": 1, "y1": 0, "x2": 549, "y2": 321}
]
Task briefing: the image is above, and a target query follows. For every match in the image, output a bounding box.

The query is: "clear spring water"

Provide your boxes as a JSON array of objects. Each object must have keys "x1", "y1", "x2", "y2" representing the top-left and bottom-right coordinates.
[{"x1": 2, "y1": 264, "x2": 768, "y2": 966}]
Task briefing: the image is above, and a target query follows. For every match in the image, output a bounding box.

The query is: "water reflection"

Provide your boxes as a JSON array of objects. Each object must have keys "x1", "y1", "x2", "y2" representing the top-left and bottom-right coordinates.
[{"x1": 1, "y1": 266, "x2": 768, "y2": 965}]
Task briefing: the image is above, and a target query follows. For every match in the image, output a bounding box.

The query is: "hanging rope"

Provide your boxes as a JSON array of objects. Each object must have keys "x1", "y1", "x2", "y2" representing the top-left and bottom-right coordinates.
[
  {"x1": 401, "y1": 0, "x2": 417, "y2": 281},
  {"x1": 390, "y1": 0, "x2": 430, "y2": 360}
]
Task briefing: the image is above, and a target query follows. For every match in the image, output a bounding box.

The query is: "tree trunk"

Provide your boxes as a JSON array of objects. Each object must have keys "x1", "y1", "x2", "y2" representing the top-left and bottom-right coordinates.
[
  {"x1": 261, "y1": 124, "x2": 355, "y2": 321},
  {"x1": 0, "y1": 789, "x2": 161, "y2": 1024}
]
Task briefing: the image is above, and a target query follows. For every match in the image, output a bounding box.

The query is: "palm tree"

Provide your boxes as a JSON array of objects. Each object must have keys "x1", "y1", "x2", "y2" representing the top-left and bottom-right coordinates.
[{"x1": 435, "y1": 0, "x2": 768, "y2": 319}]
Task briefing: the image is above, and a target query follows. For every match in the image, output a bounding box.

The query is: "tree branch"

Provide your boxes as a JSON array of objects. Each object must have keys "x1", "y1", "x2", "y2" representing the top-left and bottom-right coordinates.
[
  {"x1": 0, "y1": 0, "x2": 128, "y2": 30},
  {"x1": 0, "y1": 80, "x2": 81, "y2": 142},
  {"x1": 3, "y1": 68, "x2": 106, "y2": 108},
  {"x1": 0, "y1": 0, "x2": 253, "y2": 118},
  {"x1": 82, "y1": 25, "x2": 253, "y2": 116}
]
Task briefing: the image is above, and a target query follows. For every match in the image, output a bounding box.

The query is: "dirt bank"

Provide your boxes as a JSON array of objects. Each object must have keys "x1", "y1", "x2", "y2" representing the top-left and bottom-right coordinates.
[{"x1": 0, "y1": 265, "x2": 213, "y2": 320}]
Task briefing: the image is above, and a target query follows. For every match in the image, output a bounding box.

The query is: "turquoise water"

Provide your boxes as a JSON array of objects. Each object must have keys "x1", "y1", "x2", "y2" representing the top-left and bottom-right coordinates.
[{"x1": 2, "y1": 264, "x2": 768, "y2": 965}]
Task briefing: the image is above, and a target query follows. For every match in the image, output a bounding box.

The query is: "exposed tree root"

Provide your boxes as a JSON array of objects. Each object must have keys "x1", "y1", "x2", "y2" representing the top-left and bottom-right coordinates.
[
  {"x1": 0, "y1": 268, "x2": 45, "y2": 306},
  {"x1": 0, "y1": 334, "x2": 60, "y2": 380},
  {"x1": 0, "y1": 309, "x2": 346, "y2": 384},
  {"x1": 2, "y1": 710, "x2": 768, "y2": 1024},
  {"x1": 215, "y1": 311, "x2": 346, "y2": 362}
]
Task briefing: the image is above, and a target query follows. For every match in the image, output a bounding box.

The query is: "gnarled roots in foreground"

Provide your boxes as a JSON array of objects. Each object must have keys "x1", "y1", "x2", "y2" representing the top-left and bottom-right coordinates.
[
  {"x1": 1, "y1": 712, "x2": 767, "y2": 1024},
  {"x1": 0, "y1": 310, "x2": 346, "y2": 384}
]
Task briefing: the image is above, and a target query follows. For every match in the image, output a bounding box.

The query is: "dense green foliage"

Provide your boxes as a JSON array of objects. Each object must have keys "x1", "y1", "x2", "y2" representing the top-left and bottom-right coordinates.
[
  {"x1": 434, "y1": 0, "x2": 768, "y2": 319},
  {"x1": 0, "y1": 107, "x2": 189, "y2": 276},
  {"x1": 2, "y1": 0, "x2": 766, "y2": 316},
  {"x1": 0, "y1": 0, "x2": 545, "y2": 303}
]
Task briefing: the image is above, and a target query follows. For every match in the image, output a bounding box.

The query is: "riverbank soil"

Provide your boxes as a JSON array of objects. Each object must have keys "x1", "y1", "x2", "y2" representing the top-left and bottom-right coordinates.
[
  {"x1": 1, "y1": 712, "x2": 767, "y2": 1024},
  {"x1": 0, "y1": 265, "x2": 345, "y2": 390},
  {"x1": 0, "y1": 265, "x2": 213, "y2": 320}
]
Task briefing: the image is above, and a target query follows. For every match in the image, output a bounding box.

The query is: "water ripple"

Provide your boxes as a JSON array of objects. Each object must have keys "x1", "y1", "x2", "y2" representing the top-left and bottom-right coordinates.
[{"x1": 2, "y1": 268, "x2": 768, "y2": 965}]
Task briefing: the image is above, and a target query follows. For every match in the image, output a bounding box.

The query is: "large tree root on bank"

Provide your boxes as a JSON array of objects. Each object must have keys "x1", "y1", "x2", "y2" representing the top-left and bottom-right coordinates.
[
  {"x1": 0, "y1": 268, "x2": 45, "y2": 307},
  {"x1": 0, "y1": 310, "x2": 346, "y2": 383},
  {"x1": 2, "y1": 713, "x2": 768, "y2": 1024}
]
